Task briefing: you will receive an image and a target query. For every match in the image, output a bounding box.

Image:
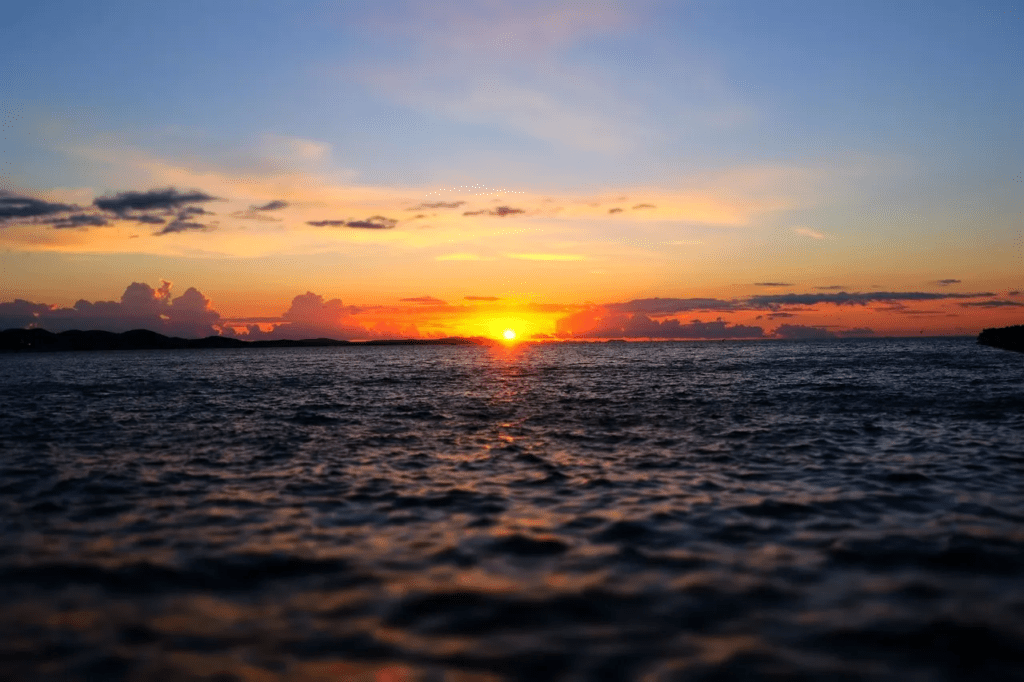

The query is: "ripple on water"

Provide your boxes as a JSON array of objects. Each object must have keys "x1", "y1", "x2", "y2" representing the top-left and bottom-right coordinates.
[{"x1": 0, "y1": 339, "x2": 1022, "y2": 680}]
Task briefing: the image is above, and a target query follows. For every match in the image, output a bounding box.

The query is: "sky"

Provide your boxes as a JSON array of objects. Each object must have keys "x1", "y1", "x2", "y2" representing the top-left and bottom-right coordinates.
[{"x1": 1, "y1": 0, "x2": 1021, "y2": 340}]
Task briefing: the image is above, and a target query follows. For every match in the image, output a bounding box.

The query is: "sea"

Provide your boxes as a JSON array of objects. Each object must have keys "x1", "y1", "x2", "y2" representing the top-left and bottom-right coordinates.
[{"x1": 0, "y1": 337, "x2": 1022, "y2": 682}]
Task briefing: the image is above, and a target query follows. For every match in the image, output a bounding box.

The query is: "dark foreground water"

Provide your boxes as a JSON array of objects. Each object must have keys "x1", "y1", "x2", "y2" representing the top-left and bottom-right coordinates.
[{"x1": 1, "y1": 338, "x2": 1022, "y2": 681}]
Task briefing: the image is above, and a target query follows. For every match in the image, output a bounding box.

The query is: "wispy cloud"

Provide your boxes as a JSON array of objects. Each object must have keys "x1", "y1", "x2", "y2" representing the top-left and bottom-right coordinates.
[
  {"x1": 399, "y1": 296, "x2": 447, "y2": 304},
  {"x1": 793, "y1": 226, "x2": 827, "y2": 239},
  {"x1": 959, "y1": 300, "x2": 1024, "y2": 308}
]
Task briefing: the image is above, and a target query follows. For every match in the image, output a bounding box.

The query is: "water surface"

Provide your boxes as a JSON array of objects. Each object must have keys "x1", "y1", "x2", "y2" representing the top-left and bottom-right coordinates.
[{"x1": 1, "y1": 338, "x2": 1022, "y2": 681}]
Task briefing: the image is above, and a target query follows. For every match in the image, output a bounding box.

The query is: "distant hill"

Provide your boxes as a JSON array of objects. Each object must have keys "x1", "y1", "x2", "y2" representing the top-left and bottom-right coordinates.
[
  {"x1": 977, "y1": 325, "x2": 1024, "y2": 353},
  {"x1": 0, "y1": 328, "x2": 492, "y2": 352}
]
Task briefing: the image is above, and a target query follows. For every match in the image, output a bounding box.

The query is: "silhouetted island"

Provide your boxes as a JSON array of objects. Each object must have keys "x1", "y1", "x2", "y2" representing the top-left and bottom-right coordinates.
[
  {"x1": 0, "y1": 328, "x2": 494, "y2": 353},
  {"x1": 977, "y1": 325, "x2": 1024, "y2": 353}
]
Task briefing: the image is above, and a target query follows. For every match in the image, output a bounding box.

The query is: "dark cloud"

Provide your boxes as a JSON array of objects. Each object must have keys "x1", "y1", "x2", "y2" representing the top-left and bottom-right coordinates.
[
  {"x1": 178, "y1": 206, "x2": 212, "y2": 217},
  {"x1": 747, "y1": 291, "x2": 995, "y2": 309},
  {"x1": 935, "y1": 279, "x2": 961, "y2": 286},
  {"x1": 465, "y1": 296, "x2": 500, "y2": 301},
  {"x1": 570, "y1": 314, "x2": 763, "y2": 339},
  {"x1": 347, "y1": 215, "x2": 398, "y2": 229},
  {"x1": 134, "y1": 215, "x2": 167, "y2": 224},
  {"x1": 766, "y1": 312, "x2": 796, "y2": 318},
  {"x1": 48, "y1": 213, "x2": 110, "y2": 229},
  {"x1": 959, "y1": 300, "x2": 1024, "y2": 308},
  {"x1": 773, "y1": 324, "x2": 836, "y2": 339},
  {"x1": 555, "y1": 307, "x2": 762, "y2": 339},
  {"x1": 632, "y1": 204, "x2": 656, "y2": 210},
  {"x1": 463, "y1": 206, "x2": 525, "y2": 217},
  {"x1": 608, "y1": 297, "x2": 739, "y2": 314},
  {"x1": 154, "y1": 219, "x2": 208, "y2": 235},
  {"x1": 1008, "y1": 291, "x2": 1021, "y2": 296},
  {"x1": 815, "y1": 285, "x2": 847, "y2": 290},
  {"x1": 93, "y1": 188, "x2": 218, "y2": 215},
  {"x1": 410, "y1": 201, "x2": 464, "y2": 210},
  {"x1": 608, "y1": 208, "x2": 623, "y2": 214},
  {"x1": 308, "y1": 216, "x2": 397, "y2": 229},
  {"x1": 0, "y1": 192, "x2": 77, "y2": 222},
  {"x1": 400, "y1": 296, "x2": 446, "y2": 305},
  {"x1": 753, "y1": 282, "x2": 792, "y2": 287},
  {"x1": 306, "y1": 219, "x2": 348, "y2": 227},
  {"x1": 0, "y1": 299, "x2": 53, "y2": 328},
  {"x1": 252, "y1": 200, "x2": 288, "y2": 212},
  {"x1": 0, "y1": 281, "x2": 221, "y2": 337},
  {"x1": 231, "y1": 200, "x2": 288, "y2": 221}
]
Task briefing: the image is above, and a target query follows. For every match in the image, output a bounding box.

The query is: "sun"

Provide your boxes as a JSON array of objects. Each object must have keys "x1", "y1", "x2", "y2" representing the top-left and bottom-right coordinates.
[{"x1": 503, "y1": 329, "x2": 517, "y2": 341}]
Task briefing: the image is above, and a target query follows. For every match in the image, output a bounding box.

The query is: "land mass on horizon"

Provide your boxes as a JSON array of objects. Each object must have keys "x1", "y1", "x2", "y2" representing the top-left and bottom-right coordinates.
[{"x1": 0, "y1": 328, "x2": 493, "y2": 353}]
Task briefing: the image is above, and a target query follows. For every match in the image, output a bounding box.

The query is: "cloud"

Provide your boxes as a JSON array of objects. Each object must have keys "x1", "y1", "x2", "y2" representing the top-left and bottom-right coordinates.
[
  {"x1": 753, "y1": 282, "x2": 791, "y2": 287},
  {"x1": 93, "y1": 188, "x2": 218, "y2": 215},
  {"x1": 48, "y1": 213, "x2": 110, "y2": 229},
  {"x1": 508, "y1": 253, "x2": 584, "y2": 261},
  {"x1": 0, "y1": 192, "x2": 77, "y2": 221},
  {"x1": 229, "y1": 290, "x2": 414, "y2": 341},
  {"x1": 608, "y1": 208, "x2": 623, "y2": 214},
  {"x1": 281, "y1": 291, "x2": 349, "y2": 324},
  {"x1": 607, "y1": 297, "x2": 739, "y2": 314},
  {"x1": 935, "y1": 279, "x2": 961, "y2": 286},
  {"x1": 347, "y1": 215, "x2": 398, "y2": 229},
  {"x1": 306, "y1": 219, "x2": 348, "y2": 227},
  {"x1": 134, "y1": 215, "x2": 167, "y2": 224},
  {"x1": 793, "y1": 227, "x2": 826, "y2": 239},
  {"x1": 465, "y1": 296, "x2": 500, "y2": 301},
  {"x1": 307, "y1": 215, "x2": 398, "y2": 229},
  {"x1": 410, "y1": 201, "x2": 465, "y2": 210},
  {"x1": 815, "y1": 285, "x2": 847, "y2": 290},
  {"x1": 1008, "y1": 291, "x2": 1021, "y2": 297},
  {"x1": 155, "y1": 219, "x2": 209, "y2": 235},
  {"x1": 399, "y1": 296, "x2": 446, "y2": 304},
  {"x1": 0, "y1": 281, "x2": 222, "y2": 337},
  {"x1": 231, "y1": 199, "x2": 289, "y2": 221},
  {"x1": 747, "y1": 291, "x2": 996, "y2": 309},
  {"x1": 773, "y1": 324, "x2": 836, "y2": 339},
  {"x1": 0, "y1": 299, "x2": 54, "y2": 329},
  {"x1": 959, "y1": 300, "x2": 1024, "y2": 308},
  {"x1": 556, "y1": 311, "x2": 763, "y2": 339},
  {"x1": 632, "y1": 204, "x2": 656, "y2": 210},
  {"x1": 252, "y1": 200, "x2": 289, "y2": 212},
  {"x1": 463, "y1": 205, "x2": 525, "y2": 217}
]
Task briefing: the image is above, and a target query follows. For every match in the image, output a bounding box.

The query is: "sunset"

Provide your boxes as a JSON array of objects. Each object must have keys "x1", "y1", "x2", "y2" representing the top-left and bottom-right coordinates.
[
  {"x1": 2, "y1": 1, "x2": 1021, "y2": 341},
  {"x1": 1, "y1": 2, "x2": 1022, "y2": 680}
]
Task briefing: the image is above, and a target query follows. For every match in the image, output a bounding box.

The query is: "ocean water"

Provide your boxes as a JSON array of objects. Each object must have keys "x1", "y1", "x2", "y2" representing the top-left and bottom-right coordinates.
[{"x1": 0, "y1": 338, "x2": 1022, "y2": 682}]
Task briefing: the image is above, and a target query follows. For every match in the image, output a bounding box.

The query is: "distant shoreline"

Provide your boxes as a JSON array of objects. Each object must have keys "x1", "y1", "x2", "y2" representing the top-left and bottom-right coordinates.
[
  {"x1": 0, "y1": 328, "x2": 493, "y2": 353},
  {"x1": 977, "y1": 325, "x2": 1024, "y2": 353},
  {"x1": 0, "y1": 327, "x2": 986, "y2": 353}
]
